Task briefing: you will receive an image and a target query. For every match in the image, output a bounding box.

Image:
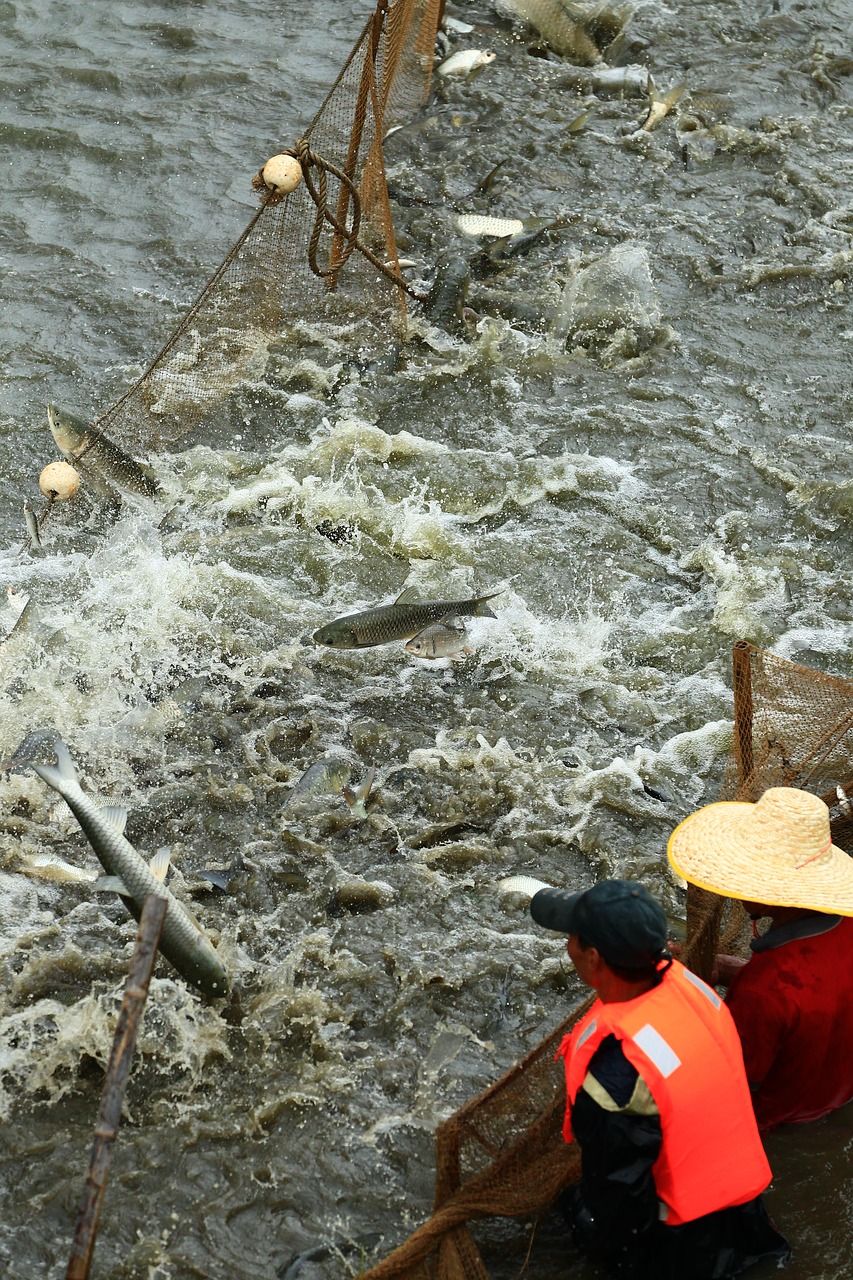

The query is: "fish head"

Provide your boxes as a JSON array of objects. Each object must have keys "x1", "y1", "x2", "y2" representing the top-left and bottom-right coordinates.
[
  {"x1": 313, "y1": 622, "x2": 358, "y2": 648},
  {"x1": 197, "y1": 959, "x2": 230, "y2": 998},
  {"x1": 47, "y1": 402, "x2": 86, "y2": 454},
  {"x1": 405, "y1": 634, "x2": 437, "y2": 658}
]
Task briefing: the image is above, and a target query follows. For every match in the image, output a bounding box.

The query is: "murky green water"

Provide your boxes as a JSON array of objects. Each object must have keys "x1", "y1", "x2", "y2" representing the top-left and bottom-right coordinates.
[{"x1": 1, "y1": 0, "x2": 852, "y2": 1276}]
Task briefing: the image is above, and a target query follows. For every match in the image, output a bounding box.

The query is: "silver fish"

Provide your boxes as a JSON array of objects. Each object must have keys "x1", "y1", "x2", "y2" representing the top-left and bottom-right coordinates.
[
  {"x1": 0, "y1": 728, "x2": 59, "y2": 775},
  {"x1": 405, "y1": 615, "x2": 472, "y2": 660},
  {"x1": 837, "y1": 785, "x2": 852, "y2": 817},
  {"x1": 32, "y1": 741, "x2": 228, "y2": 997},
  {"x1": 313, "y1": 587, "x2": 500, "y2": 649},
  {"x1": 631, "y1": 79, "x2": 686, "y2": 134},
  {"x1": 341, "y1": 766, "x2": 376, "y2": 819},
  {"x1": 285, "y1": 756, "x2": 352, "y2": 809},
  {"x1": 23, "y1": 500, "x2": 41, "y2": 549},
  {"x1": 17, "y1": 852, "x2": 99, "y2": 885},
  {"x1": 436, "y1": 48, "x2": 496, "y2": 78},
  {"x1": 47, "y1": 403, "x2": 160, "y2": 497},
  {"x1": 498, "y1": 875, "x2": 552, "y2": 898}
]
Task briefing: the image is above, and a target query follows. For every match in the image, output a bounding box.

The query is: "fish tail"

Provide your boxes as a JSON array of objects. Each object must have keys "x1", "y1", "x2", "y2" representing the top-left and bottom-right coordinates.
[
  {"x1": 472, "y1": 589, "x2": 502, "y2": 619},
  {"x1": 31, "y1": 739, "x2": 79, "y2": 797}
]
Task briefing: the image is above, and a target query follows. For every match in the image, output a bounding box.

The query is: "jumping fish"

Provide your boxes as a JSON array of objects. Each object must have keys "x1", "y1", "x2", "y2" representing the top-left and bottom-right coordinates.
[
  {"x1": 437, "y1": 49, "x2": 496, "y2": 78},
  {"x1": 23, "y1": 500, "x2": 41, "y2": 550},
  {"x1": 423, "y1": 254, "x2": 471, "y2": 332},
  {"x1": 405, "y1": 615, "x2": 472, "y2": 660},
  {"x1": 498, "y1": 875, "x2": 553, "y2": 899},
  {"x1": 633, "y1": 79, "x2": 686, "y2": 133},
  {"x1": 284, "y1": 756, "x2": 352, "y2": 810},
  {"x1": 32, "y1": 741, "x2": 228, "y2": 997},
  {"x1": 313, "y1": 587, "x2": 500, "y2": 649},
  {"x1": 47, "y1": 403, "x2": 160, "y2": 497},
  {"x1": 341, "y1": 766, "x2": 376, "y2": 819}
]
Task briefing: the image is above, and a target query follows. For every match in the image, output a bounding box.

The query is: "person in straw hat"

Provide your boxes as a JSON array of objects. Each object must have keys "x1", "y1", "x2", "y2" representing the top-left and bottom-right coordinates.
[
  {"x1": 529, "y1": 878, "x2": 789, "y2": 1279},
  {"x1": 668, "y1": 785, "x2": 853, "y2": 1132}
]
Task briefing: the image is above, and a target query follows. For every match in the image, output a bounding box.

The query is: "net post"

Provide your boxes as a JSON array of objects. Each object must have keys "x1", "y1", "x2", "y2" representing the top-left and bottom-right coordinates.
[
  {"x1": 66, "y1": 894, "x2": 167, "y2": 1280},
  {"x1": 732, "y1": 641, "x2": 754, "y2": 794}
]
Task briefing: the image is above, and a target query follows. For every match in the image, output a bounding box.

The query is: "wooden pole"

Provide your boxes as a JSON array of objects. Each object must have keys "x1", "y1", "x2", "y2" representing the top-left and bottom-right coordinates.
[{"x1": 66, "y1": 894, "x2": 167, "y2": 1280}]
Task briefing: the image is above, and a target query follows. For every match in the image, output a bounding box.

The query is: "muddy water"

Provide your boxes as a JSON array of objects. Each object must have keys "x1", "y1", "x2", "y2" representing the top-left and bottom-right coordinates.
[{"x1": 1, "y1": 0, "x2": 852, "y2": 1276}]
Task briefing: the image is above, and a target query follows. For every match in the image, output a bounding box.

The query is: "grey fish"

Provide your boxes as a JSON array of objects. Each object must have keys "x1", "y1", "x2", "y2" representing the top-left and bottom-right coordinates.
[
  {"x1": 0, "y1": 727, "x2": 59, "y2": 775},
  {"x1": 0, "y1": 595, "x2": 59, "y2": 664},
  {"x1": 47, "y1": 403, "x2": 160, "y2": 497},
  {"x1": 284, "y1": 756, "x2": 352, "y2": 809},
  {"x1": 423, "y1": 254, "x2": 471, "y2": 333},
  {"x1": 405, "y1": 614, "x2": 472, "y2": 660},
  {"x1": 23, "y1": 500, "x2": 41, "y2": 549},
  {"x1": 631, "y1": 80, "x2": 686, "y2": 134},
  {"x1": 32, "y1": 741, "x2": 228, "y2": 997},
  {"x1": 341, "y1": 765, "x2": 376, "y2": 818},
  {"x1": 313, "y1": 587, "x2": 500, "y2": 649}
]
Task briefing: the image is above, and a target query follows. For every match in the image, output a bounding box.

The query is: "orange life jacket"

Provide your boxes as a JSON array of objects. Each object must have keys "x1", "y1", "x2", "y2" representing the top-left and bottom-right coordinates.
[{"x1": 557, "y1": 961, "x2": 771, "y2": 1227}]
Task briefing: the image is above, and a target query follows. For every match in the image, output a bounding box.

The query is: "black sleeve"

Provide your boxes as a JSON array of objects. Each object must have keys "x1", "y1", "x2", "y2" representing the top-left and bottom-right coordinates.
[{"x1": 562, "y1": 1036, "x2": 663, "y2": 1277}]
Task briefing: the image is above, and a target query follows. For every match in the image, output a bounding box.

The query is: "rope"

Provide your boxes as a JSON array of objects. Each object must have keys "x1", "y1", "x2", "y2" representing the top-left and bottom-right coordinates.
[{"x1": 256, "y1": 140, "x2": 426, "y2": 303}]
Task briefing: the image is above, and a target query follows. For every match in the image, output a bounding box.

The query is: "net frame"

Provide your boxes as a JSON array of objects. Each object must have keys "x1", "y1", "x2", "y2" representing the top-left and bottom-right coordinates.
[{"x1": 362, "y1": 642, "x2": 853, "y2": 1280}]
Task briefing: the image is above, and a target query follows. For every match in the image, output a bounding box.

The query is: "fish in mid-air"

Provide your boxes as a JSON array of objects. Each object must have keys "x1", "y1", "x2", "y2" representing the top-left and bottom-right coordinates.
[
  {"x1": 405, "y1": 615, "x2": 472, "y2": 661},
  {"x1": 341, "y1": 766, "x2": 376, "y2": 819},
  {"x1": 284, "y1": 756, "x2": 352, "y2": 810},
  {"x1": 32, "y1": 741, "x2": 228, "y2": 997},
  {"x1": 313, "y1": 587, "x2": 500, "y2": 649},
  {"x1": 436, "y1": 49, "x2": 496, "y2": 78},
  {"x1": 631, "y1": 79, "x2": 686, "y2": 134},
  {"x1": 498, "y1": 875, "x2": 553, "y2": 899},
  {"x1": 47, "y1": 403, "x2": 160, "y2": 497},
  {"x1": 23, "y1": 500, "x2": 42, "y2": 550}
]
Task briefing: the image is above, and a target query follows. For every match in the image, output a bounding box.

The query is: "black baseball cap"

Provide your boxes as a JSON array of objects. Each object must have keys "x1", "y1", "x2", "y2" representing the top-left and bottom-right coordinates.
[{"x1": 530, "y1": 878, "x2": 669, "y2": 970}]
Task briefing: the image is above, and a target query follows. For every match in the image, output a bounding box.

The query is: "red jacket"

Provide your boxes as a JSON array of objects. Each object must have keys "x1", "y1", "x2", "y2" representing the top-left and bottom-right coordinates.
[
  {"x1": 726, "y1": 914, "x2": 853, "y2": 1130},
  {"x1": 557, "y1": 961, "x2": 771, "y2": 1226}
]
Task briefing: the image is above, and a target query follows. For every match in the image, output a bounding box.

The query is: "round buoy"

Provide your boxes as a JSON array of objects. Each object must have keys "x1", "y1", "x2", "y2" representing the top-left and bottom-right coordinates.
[
  {"x1": 39, "y1": 461, "x2": 80, "y2": 500},
  {"x1": 262, "y1": 153, "x2": 302, "y2": 195}
]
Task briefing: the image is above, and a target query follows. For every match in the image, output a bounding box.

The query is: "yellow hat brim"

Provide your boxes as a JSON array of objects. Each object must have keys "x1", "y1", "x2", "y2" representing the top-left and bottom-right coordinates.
[{"x1": 667, "y1": 800, "x2": 853, "y2": 916}]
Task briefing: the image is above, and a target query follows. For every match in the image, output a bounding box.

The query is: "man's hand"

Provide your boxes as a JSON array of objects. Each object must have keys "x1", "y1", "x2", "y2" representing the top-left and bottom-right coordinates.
[{"x1": 712, "y1": 953, "x2": 749, "y2": 987}]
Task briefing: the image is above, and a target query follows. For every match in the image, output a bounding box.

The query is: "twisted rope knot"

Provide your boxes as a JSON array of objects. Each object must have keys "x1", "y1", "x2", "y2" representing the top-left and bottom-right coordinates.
[{"x1": 255, "y1": 139, "x2": 425, "y2": 302}]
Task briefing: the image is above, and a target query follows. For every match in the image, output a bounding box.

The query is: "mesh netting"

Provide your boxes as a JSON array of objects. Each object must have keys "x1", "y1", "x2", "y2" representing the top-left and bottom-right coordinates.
[
  {"x1": 96, "y1": 0, "x2": 441, "y2": 453},
  {"x1": 363, "y1": 642, "x2": 853, "y2": 1280}
]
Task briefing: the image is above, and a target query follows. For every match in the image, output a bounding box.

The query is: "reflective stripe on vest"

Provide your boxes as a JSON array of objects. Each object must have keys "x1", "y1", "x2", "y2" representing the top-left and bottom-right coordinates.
[{"x1": 556, "y1": 961, "x2": 771, "y2": 1226}]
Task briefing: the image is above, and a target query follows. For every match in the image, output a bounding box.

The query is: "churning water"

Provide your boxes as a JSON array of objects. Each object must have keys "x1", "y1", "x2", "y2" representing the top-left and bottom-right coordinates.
[{"x1": 1, "y1": 1, "x2": 852, "y2": 1276}]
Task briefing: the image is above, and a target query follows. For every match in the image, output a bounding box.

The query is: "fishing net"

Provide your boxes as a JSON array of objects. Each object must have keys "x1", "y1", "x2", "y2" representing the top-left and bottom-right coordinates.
[
  {"x1": 97, "y1": 0, "x2": 441, "y2": 452},
  {"x1": 361, "y1": 641, "x2": 853, "y2": 1280}
]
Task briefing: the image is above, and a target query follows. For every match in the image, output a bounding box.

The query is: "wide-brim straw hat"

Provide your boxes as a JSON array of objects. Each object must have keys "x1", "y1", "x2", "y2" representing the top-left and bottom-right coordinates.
[{"x1": 667, "y1": 786, "x2": 853, "y2": 915}]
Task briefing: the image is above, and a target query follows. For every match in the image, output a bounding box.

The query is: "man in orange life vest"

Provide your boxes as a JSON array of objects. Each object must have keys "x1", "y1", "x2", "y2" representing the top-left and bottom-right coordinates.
[
  {"x1": 530, "y1": 879, "x2": 789, "y2": 1279},
  {"x1": 668, "y1": 786, "x2": 853, "y2": 1132}
]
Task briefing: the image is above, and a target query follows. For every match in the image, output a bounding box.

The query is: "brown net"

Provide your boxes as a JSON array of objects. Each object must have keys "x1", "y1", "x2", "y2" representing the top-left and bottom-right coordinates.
[
  {"x1": 96, "y1": 0, "x2": 441, "y2": 453},
  {"x1": 362, "y1": 641, "x2": 853, "y2": 1280}
]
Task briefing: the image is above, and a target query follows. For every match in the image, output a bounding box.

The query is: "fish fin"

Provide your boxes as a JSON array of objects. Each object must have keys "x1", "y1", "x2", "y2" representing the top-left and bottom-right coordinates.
[
  {"x1": 663, "y1": 82, "x2": 687, "y2": 108},
  {"x1": 355, "y1": 765, "x2": 376, "y2": 804},
  {"x1": 341, "y1": 784, "x2": 356, "y2": 806},
  {"x1": 93, "y1": 875, "x2": 129, "y2": 895},
  {"x1": 472, "y1": 589, "x2": 502, "y2": 619},
  {"x1": 394, "y1": 586, "x2": 422, "y2": 604},
  {"x1": 99, "y1": 805, "x2": 128, "y2": 834},
  {"x1": 148, "y1": 849, "x2": 172, "y2": 882},
  {"x1": 31, "y1": 738, "x2": 79, "y2": 794},
  {"x1": 437, "y1": 613, "x2": 467, "y2": 632}
]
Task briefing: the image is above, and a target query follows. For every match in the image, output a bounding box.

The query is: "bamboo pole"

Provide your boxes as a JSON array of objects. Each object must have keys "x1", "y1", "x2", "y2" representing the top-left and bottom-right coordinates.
[{"x1": 66, "y1": 894, "x2": 167, "y2": 1280}]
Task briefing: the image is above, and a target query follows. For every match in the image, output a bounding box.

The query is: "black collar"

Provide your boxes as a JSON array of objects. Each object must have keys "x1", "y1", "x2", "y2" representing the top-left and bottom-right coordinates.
[{"x1": 750, "y1": 913, "x2": 842, "y2": 953}]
